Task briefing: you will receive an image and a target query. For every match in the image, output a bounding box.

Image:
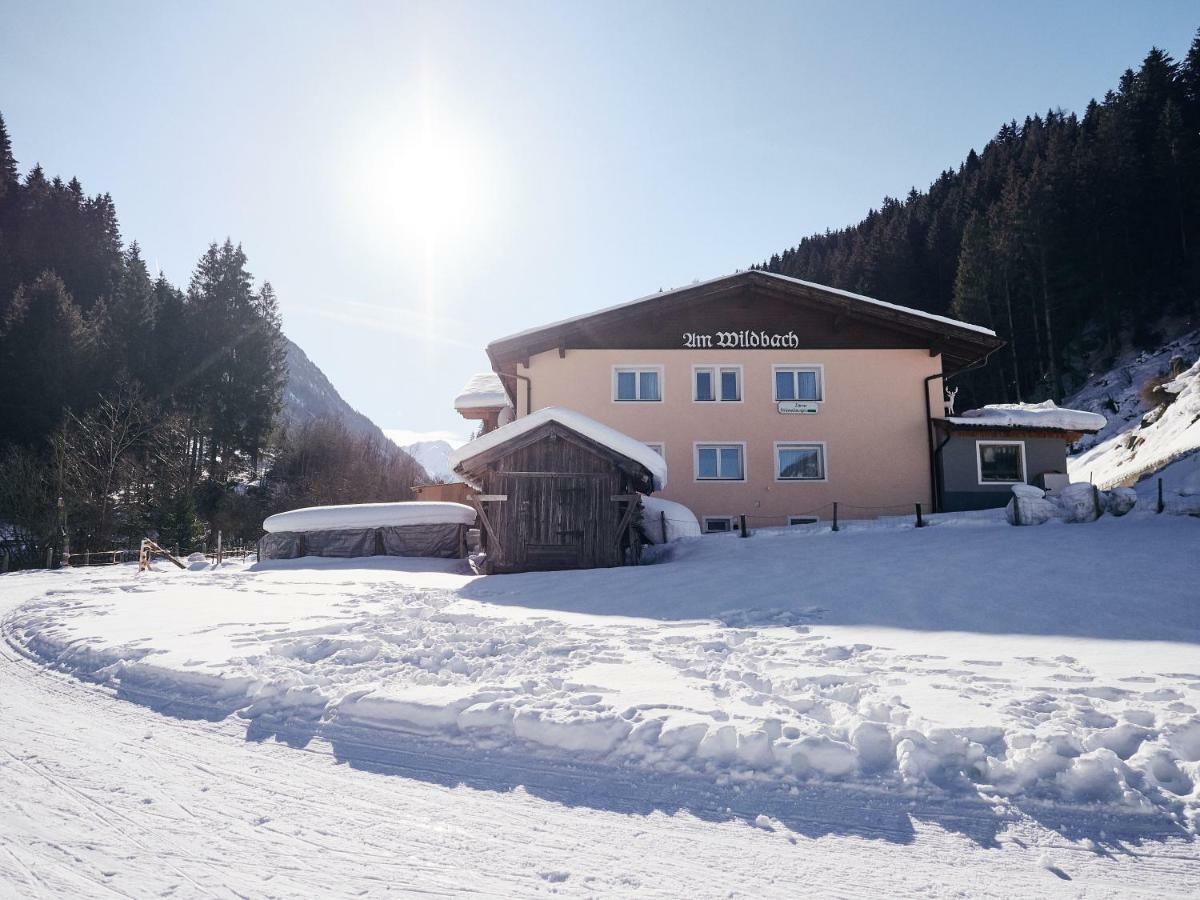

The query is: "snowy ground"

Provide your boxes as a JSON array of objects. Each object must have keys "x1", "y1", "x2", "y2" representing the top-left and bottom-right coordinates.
[
  {"x1": 3, "y1": 512, "x2": 1200, "y2": 896},
  {"x1": 1067, "y1": 329, "x2": 1200, "y2": 489}
]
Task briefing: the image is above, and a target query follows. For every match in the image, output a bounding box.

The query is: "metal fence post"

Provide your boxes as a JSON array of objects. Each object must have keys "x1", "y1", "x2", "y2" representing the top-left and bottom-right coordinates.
[
  {"x1": 915, "y1": 502, "x2": 925, "y2": 528},
  {"x1": 1157, "y1": 477, "x2": 1164, "y2": 514},
  {"x1": 832, "y1": 502, "x2": 839, "y2": 532}
]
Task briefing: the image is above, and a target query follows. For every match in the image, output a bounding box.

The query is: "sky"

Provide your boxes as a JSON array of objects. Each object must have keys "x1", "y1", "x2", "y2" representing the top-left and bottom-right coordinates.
[{"x1": 2, "y1": 2, "x2": 1196, "y2": 446}]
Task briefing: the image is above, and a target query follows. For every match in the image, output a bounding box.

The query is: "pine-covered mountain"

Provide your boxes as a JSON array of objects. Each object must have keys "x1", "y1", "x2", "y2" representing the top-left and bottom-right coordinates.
[
  {"x1": 281, "y1": 338, "x2": 392, "y2": 444},
  {"x1": 756, "y1": 31, "x2": 1200, "y2": 410},
  {"x1": 0, "y1": 109, "x2": 429, "y2": 556}
]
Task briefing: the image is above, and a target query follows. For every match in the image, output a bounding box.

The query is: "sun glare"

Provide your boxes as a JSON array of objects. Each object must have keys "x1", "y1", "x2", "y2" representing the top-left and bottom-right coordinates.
[{"x1": 355, "y1": 102, "x2": 492, "y2": 246}]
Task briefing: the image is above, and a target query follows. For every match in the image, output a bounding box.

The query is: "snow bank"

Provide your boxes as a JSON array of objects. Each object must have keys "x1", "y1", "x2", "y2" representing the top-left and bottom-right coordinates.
[
  {"x1": 453, "y1": 373, "x2": 511, "y2": 411},
  {"x1": 8, "y1": 514, "x2": 1200, "y2": 827},
  {"x1": 449, "y1": 406, "x2": 669, "y2": 491},
  {"x1": 1006, "y1": 482, "x2": 1137, "y2": 525},
  {"x1": 639, "y1": 495, "x2": 701, "y2": 543},
  {"x1": 1067, "y1": 333, "x2": 1200, "y2": 489},
  {"x1": 949, "y1": 400, "x2": 1106, "y2": 433},
  {"x1": 263, "y1": 501, "x2": 476, "y2": 534}
]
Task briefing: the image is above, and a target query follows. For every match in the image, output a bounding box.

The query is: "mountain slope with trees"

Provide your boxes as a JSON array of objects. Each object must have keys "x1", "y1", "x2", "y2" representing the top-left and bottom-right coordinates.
[
  {"x1": 0, "y1": 112, "x2": 425, "y2": 565},
  {"x1": 756, "y1": 31, "x2": 1200, "y2": 407},
  {"x1": 281, "y1": 337, "x2": 394, "y2": 444}
]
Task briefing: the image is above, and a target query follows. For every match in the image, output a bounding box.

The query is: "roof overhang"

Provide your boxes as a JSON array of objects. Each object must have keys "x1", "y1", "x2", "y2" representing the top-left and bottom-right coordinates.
[
  {"x1": 932, "y1": 419, "x2": 1095, "y2": 443},
  {"x1": 486, "y1": 271, "x2": 1004, "y2": 401}
]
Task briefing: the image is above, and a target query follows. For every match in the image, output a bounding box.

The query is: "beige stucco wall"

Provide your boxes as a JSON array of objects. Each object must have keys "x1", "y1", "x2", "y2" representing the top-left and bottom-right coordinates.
[{"x1": 516, "y1": 348, "x2": 945, "y2": 526}]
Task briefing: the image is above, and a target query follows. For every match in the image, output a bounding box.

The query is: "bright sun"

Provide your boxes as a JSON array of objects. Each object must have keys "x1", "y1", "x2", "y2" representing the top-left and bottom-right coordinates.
[{"x1": 355, "y1": 101, "x2": 492, "y2": 246}]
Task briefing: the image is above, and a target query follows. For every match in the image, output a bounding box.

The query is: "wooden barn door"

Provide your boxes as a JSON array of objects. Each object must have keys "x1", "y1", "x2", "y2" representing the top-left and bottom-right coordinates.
[{"x1": 506, "y1": 473, "x2": 587, "y2": 570}]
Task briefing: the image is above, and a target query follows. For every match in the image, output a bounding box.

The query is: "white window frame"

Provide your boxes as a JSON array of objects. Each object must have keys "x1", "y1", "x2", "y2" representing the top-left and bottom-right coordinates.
[
  {"x1": 692, "y1": 364, "x2": 743, "y2": 403},
  {"x1": 694, "y1": 442, "x2": 747, "y2": 482},
  {"x1": 612, "y1": 365, "x2": 664, "y2": 403},
  {"x1": 772, "y1": 364, "x2": 825, "y2": 402},
  {"x1": 976, "y1": 440, "x2": 1026, "y2": 485},
  {"x1": 788, "y1": 516, "x2": 820, "y2": 526},
  {"x1": 644, "y1": 441, "x2": 665, "y2": 457},
  {"x1": 774, "y1": 441, "x2": 828, "y2": 482},
  {"x1": 702, "y1": 516, "x2": 737, "y2": 533}
]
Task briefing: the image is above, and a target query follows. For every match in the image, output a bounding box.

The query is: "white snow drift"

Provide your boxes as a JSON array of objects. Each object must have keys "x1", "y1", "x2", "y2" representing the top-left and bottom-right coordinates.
[
  {"x1": 262, "y1": 501, "x2": 476, "y2": 533},
  {"x1": 453, "y1": 372, "x2": 512, "y2": 411},
  {"x1": 7, "y1": 512, "x2": 1199, "y2": 834},
  {"x1": 1068, "y1": 331, "x2": 1200, "y2": 488},
  {"x1": 948, "y1": 399, "x2": 1106, "y2": 433}
]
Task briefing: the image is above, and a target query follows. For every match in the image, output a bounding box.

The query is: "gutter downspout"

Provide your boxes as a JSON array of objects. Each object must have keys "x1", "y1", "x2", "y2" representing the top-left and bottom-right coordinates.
[
  {"x1": 495, "y1": 370, "x2": 532, "y2": 417},
  {"x1": 924, "y1": 346, "x2": 1002, "y2": 513}
]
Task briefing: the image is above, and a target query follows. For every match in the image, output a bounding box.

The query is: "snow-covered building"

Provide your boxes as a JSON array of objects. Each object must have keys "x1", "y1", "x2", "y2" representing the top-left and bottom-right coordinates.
[
  {"x1": 450, "y1": 408, "x2": 665, "y2": 572},
  {"x1": 453, "y1": 373, "x2": 514, "y2": 436},
  {"x1": 932, "y1": 401, "x2": 1106, "y2": 511},
  {"x1": 459, "y1": 270, "x2": 1009, "y2": 529}
]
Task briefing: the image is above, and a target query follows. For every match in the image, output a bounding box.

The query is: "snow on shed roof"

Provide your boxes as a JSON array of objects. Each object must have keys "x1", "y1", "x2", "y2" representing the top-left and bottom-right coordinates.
[
  {"x1": 454, "y1": 373, "x2": 511, "y2": 411},
  {"x1": 489, "y1": 270, "x2": 998, "y2": 349},
  {"x1": 947, "y1": 400, "x2": 1106, "y2": 433},
  {"x1": 263, "y1": 501, "x2": 477, "y2": 534},
  {"x1": 449, "y1": 406, "x2": 668, "y2": 491}
]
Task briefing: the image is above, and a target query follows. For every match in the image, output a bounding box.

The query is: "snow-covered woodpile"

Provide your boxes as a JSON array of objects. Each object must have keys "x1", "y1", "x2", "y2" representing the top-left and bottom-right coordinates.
[{"x1": 260, "y1": 502, "x2": 477, "y2": 560}]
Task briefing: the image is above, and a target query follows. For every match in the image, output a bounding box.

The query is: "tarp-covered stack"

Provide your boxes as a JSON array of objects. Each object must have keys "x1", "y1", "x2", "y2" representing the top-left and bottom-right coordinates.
[{"x1": 260, "y1": 502, "x2": 477, "y2": 560}]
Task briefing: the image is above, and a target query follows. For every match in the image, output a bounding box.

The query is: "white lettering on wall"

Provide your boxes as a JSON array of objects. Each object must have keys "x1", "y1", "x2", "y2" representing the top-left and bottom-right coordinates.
[{"x1": 683, "y1": 331, "x2": 799, "y2": 349}]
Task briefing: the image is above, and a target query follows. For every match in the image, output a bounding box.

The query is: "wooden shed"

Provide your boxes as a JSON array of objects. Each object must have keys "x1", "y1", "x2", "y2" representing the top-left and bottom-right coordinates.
[{"x1": 450, "y1": 408, "x2": 665, "y2": 574}]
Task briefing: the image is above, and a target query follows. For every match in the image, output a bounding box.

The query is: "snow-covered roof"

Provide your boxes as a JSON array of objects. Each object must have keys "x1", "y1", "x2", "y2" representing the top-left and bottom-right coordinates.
[
  {"x1": 489, "y1": 270, "x2": 997, "y2": 349},
  {"x1": 453, "y1": 373, "x2": 511, "y2": 411},
  {"x1": 449, "y1": 407, "x2": 668, "y2": 491},
  {"x1": 947, "y1": 400, "x2": 1106, "y2": 433},
  {"x1": 263, "y1": 502, "x2": 477, "y2": 534}
]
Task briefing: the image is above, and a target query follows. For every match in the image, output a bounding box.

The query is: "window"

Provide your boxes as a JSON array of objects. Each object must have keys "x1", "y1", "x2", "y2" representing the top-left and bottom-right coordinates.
[
  {"x1": 694, "y1": 366, "x2": 741, "y2": 402},
  {"x1": 696, "y1": 443, "x2": 745, "y2": 481},
  {"x1": 977, "y1": 441, "x2": 1025, "y2": 484},
  {"x1": 703, "y1": 516, "x2": 735, "y2": 533},
  {"x1": 788, "y1": 516, "x2": 819, "y2": 526},
  {"x1": 614, "y1": 367, "x2": 662, "y2": 402},
  {"x1": 774, "y1": 366, "x2": 823, "y2": 401},
  {"x1": 776, "y1": 442, "x2": 826, "y2": 481},
  {"x1": 644, "y1": 442, "x2": 665, "y2": 456}
]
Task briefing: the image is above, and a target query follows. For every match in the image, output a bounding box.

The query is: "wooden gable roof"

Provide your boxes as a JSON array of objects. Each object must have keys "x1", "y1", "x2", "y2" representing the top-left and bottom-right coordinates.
[
  {"x1": 486, "y1": 271, "x2": 1004, "y2": 395},
  {"x1": 452, "y1": 418, "x2": 658, "y2": 495}
]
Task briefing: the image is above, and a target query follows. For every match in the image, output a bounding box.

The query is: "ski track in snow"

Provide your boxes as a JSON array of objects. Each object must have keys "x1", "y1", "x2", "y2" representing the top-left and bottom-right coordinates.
[
  {"x1": 3, "y1": 516, "x2": 1200, "y2": 897},
  {"x1": 2, "y1": 607, "x2": 1198, "y2": 898}
]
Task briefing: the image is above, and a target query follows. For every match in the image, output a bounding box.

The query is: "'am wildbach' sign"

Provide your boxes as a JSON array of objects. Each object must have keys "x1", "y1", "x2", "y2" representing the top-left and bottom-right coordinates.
[{"x1": 683, "y1": 330, "x2": 800, "y2": 349}]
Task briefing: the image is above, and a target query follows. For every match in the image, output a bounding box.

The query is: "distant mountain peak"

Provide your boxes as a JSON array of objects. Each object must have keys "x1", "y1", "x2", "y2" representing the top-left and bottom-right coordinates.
[
  {"x1": 401, "y1": 439, "x2": 460, "y2": 483},
  {"x1": 281, "y1": 336, "x2": 430, "y2": 480}
]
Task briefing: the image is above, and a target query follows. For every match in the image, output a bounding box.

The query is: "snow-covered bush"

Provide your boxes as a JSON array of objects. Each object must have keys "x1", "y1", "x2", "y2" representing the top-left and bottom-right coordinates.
[
  {"x1": 1007, "y1": 482, "x2": 1137, "y2": 525},
  {"x1": 1005, "y1": 484, "x2": 1062, "y2": 525},
  {"x1": 1107, "y1": 487, "x2": 1137, "y2": 516},
  {"x1": 1058, "y1": 482, "x2": 1104, "y2": 522}
]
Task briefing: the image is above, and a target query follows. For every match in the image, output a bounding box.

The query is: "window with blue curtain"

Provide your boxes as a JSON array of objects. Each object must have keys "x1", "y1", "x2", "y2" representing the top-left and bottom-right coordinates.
[
  {"x1": 615, "y1": 368, "x2": 661, "y2": 401},
  {"x1": 697, "y1": 444, "x2": 744, "y2": 480},
  {"x1": 774, "y1": 368, "x2": 821, "y2": 401}
]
